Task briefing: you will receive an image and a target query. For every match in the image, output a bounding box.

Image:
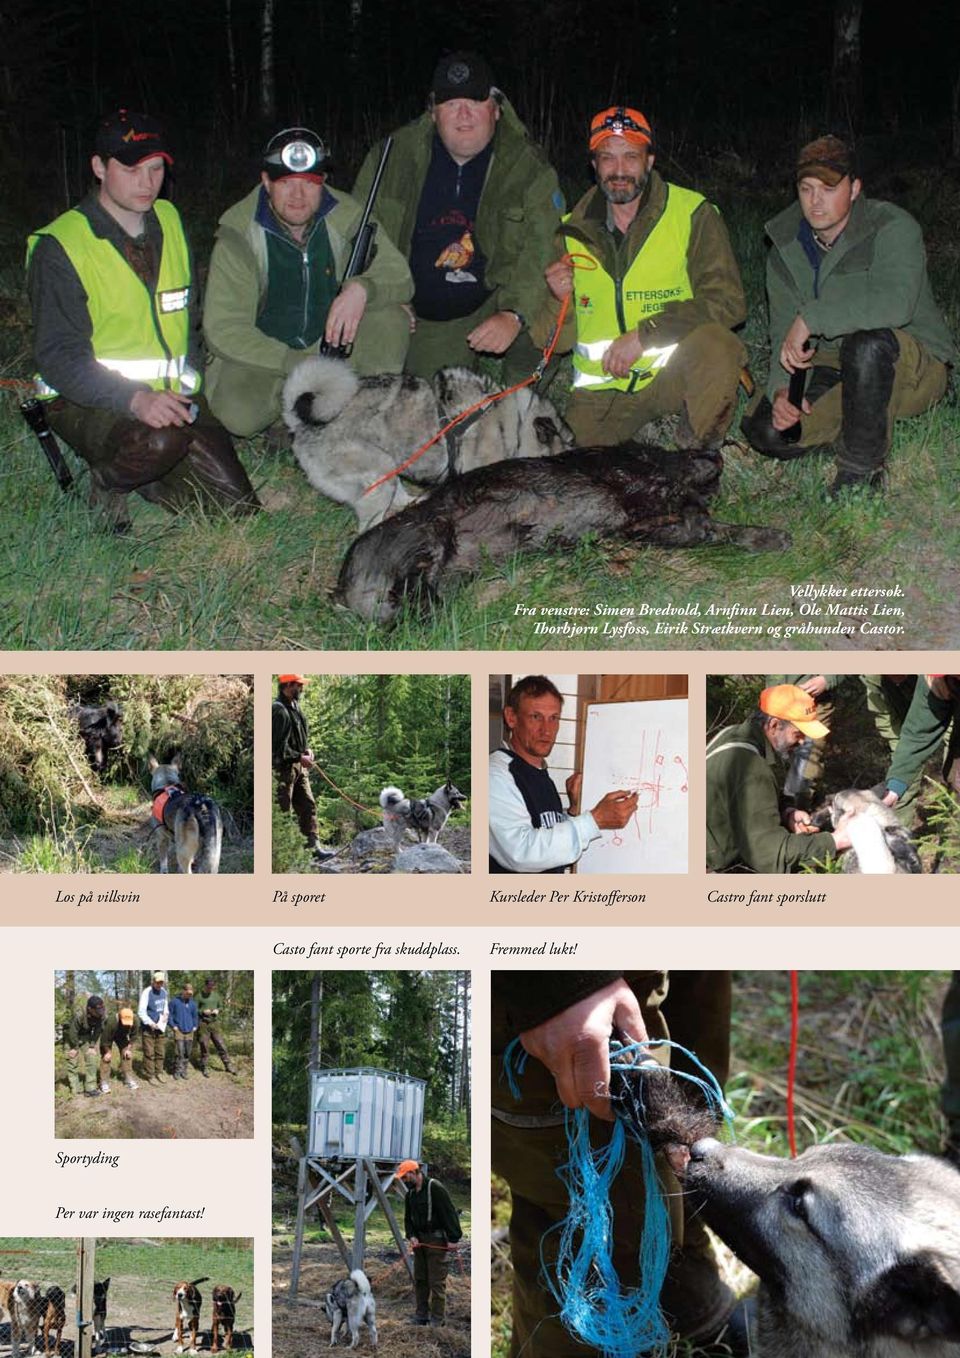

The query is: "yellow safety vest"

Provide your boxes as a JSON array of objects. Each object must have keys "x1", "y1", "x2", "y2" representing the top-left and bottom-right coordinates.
[
  {"x1": 565, "y1": 183, "x2": 703, "y2": 393},
  {"x1": 27, "y1": 199, "x2": 198, "y2": 398}
]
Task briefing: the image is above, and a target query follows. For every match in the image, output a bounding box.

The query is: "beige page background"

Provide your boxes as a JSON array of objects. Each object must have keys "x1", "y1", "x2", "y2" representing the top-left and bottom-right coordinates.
[{"x1": 3, "y1": 644, "x2": 958, "y2": 1358}]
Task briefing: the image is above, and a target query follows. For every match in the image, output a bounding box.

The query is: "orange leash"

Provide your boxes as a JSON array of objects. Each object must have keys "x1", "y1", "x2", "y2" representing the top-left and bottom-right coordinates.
[
  {"x1": 362, "y1": 252, "x2": 596, "y2": 499},
  {"x1": 310, "y1": 762, "x2": 378, "y2": 816}
]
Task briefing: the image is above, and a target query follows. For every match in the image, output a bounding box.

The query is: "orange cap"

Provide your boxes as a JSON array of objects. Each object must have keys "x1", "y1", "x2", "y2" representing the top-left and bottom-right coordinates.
[
  {"x1": 760, "y1": 685, "x2": 830, "y2": 738},
  {"x1": 118, "y1": 1007, "x2": 134, "y2": 1026},
  {"x1": 589, "y1": 106, "x2": 652, "y2": 153},
  {"x1": 396, "y1": 1159, "x2": 420, "y2": 1178},
  {"x1": 278, "y1": 674, "x2": 308, "y2": 685}
]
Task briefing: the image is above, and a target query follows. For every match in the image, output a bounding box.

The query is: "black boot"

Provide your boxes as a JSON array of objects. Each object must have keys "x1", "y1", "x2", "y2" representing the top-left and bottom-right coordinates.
[{"x1": 835, "y1": 328, "x2": 898, "y2": 486}]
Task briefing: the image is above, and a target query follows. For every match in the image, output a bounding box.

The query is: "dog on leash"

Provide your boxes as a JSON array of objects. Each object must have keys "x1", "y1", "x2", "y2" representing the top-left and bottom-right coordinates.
[
  {"x1": 173, "y1": 1276, "x2": 209, "y2": 1354},
  {"x1": 93, "y1": 1276, "x2": 110, "y2": 1350},
  {"x1": 380, "y1": 781, "x2": 467, "y2": 845},
  {"x1": 282, "y1": 357, "x2": 573, "y2": 530},
  {"x1": 335, "y1": 443, "x2": 791, "y2": 624},
  {"x1": 148, "y1": 757, "x2": 223, "y2": 874},
  {"x1": 36, "y1": 1284, "x2": 66, "y2": 1356},
  {"x1": 324, "y1": 1268, "x2": 378, "y2": 1349},
  {"x1": 682, "y1": 1137, "x2": 960, "y2": 1357},
  {"x1": 812, "y1": 788, "x2": 922, "y2": 874},
  {"x1": 0, "y1": 1279, "x2": 42, "y2": 1352},
  {"x1": 210, "y1": 1285, "x2": 241, "y2": 1353}
]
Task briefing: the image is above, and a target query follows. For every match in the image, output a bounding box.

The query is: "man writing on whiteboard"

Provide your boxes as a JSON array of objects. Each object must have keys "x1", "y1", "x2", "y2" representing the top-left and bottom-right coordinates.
[{"x1": 488, "y1": 675, "x2": 638, "y2": 873}]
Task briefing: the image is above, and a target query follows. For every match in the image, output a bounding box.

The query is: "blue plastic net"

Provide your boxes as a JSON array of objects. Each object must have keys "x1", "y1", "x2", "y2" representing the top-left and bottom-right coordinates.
[{"x1": 502, "y1": 1035, "x2": 732, "y2": 1358}]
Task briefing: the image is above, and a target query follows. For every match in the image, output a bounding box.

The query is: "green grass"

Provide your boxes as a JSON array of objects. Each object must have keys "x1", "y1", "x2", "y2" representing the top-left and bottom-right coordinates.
[{"x1": 3, "y1": 178, "x2": 957, "y2": 652}]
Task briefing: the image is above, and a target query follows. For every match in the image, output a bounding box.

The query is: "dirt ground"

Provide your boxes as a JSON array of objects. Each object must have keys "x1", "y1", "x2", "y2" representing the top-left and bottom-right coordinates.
[
  {"x1": 0, "y1": 784, "x2": 252, "y2": 874},
  {"x1": 273, "y1": 1243, "x2": 469, "y2": 1358},
  {"x1": 54, "y1": 1065, "x2": 254, "y2": 1140}
]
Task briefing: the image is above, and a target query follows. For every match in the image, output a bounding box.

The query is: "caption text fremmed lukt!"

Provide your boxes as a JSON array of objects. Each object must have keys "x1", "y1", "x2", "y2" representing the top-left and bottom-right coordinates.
[{"x1": 512, "y1": 583, "x2": 906, "y2": 640}]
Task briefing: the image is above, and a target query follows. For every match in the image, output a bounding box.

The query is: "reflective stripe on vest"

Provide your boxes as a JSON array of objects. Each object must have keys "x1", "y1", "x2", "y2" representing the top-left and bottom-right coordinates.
[
  {"x1": 565, "y1": 182, "x2": 703, "y2": 394},
  {"x1": 27, "y1": 199, "x2": 196, "y2": 400}
]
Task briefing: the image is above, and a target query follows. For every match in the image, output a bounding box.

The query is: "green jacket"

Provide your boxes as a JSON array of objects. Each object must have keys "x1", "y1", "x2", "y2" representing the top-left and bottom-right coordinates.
[
  {"x1": 65, "y1": 1001, "x2": 104, "y2": 1048},
  {"x1": 199, "y1": 989, "x2": 223, "y2": 1018},
  {"x1": 706, "y1": 718, "x2": 837, "y2": 873},
  {"x1": 886, "y1": 676, "x2": 960, "y2": 797},
  {"x1": 763, "y1": 193, "x2": 954, "y2": 399},
  {"x1": 353, "y1": 99, "x2": 563, "y2": 325},
  {"x1": 536, "y1": 170, "x2": 746, "y2": 353},
  {"x1": 203, "y1": 184, "x2": 412, "y2": 380},
  {"x1": 272, "y1": 695, "x2": 310, "y2": 768},
  {"x1": 404, "y1": 1176, "x2": 462, "y2": 1243}
]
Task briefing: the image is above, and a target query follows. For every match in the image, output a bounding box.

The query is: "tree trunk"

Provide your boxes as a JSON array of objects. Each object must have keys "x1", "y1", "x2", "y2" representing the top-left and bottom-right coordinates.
[
  {"x1": 259, "y1": 0, "x2": 275, "y2": 123},
  {"x1": 830, "y1": 0, "x2": 863, "y2": 133}
]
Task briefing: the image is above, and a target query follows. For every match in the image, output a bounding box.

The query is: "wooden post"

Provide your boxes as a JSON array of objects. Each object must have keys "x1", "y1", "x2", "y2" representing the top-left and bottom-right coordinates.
[
  {"x1": 77, "y1": 1237, "x2": 96, "y2": 1358},
  {"x1": 290, "y1": 1155, "x2": 308, "y2": 1298},
  {"x1": 351, "y1": 1157, "x2": 367, "y2": 1270},
  {"x1": 365, "y1": 1158, "x2": 414, "y2": 1280}
]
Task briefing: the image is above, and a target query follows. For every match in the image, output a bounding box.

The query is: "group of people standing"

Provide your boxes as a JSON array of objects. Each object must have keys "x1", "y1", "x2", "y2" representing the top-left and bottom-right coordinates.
[
  {"x1": 63, "y1": 974, "x2": 236, "y2": 1096},
  {"x1": 26, "y1": 52, "x2": 953, "y2": 532}
]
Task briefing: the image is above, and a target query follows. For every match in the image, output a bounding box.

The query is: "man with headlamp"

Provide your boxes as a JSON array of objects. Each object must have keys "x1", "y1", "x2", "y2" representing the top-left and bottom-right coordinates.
[
  {"x1": 204, "y1": 127, "x2": 412, "y2": 438},
  {"x1": 537, "y1": 106, "x2": 746, "y2": 450}
]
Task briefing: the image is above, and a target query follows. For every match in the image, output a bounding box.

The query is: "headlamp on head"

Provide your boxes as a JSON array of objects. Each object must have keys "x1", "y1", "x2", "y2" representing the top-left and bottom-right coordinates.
[
  {"x1": 588, "y1": 106, "x2": 653, "y2": 153},
  {"x1": 264, "y1": 127, "x2": 329, "y2": 178}
]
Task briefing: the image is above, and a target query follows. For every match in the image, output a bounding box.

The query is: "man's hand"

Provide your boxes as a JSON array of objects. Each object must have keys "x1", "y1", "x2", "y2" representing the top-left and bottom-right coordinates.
[
  {"x1": 882, "y1": 789, "x2": 900, "y2": 808},
  {"x1": 129, "y1": 389, "x2": 195, "y2": 429},
  {"x1": 601, "y1": 331, "x2": 644, "y2": 379},
  {"x1": 467, "y1": 310, "x2": 522, "y2": 355},
  {"x1": 783, "y1": 807, "x2": 816, "y2": 833},
  {"x1": 779, "y1": 314, "x2": 814, "y2": 373},
  {"x1": 67, "y1": 1048, "x2": 78, "y2": 1060},
  {"x1": 590, "y1": 790, "x2": 639, "y2": 830},
  {"x1": 300, "y1": 750, "x2": 315, "y2": 769},
  {"x1": 519, "y1": 977, "x2": 649, "y2": 1120},
  {"x1": 565, "y1": 772, "x2": 583, "y2": 814},
  {"x1": 771, "y1": 386, "x2": 812, "y2": 431},
  {"x1": 324, "y1": 280, "x2": 368, "y2": 349},
  {"x1": 408, "y1": 1237, "x2": 420, "y2": 1249},
  {"x1": 545, "y1": 258, "x2": 574, "y2": 301},
  {"x1": 401, "y1": 302, "x2": 418, "y2": 333},
  {"x1": 798, "y1": 675, "x2": 829, "y2": 698}
]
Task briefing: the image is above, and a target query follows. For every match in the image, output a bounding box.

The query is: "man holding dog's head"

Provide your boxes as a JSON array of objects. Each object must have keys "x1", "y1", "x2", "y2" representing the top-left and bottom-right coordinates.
[
  {"x1": 741, "y1": 135, "x2": 953, "y2": 496},
  {"x1": 492, "y1": 970, "x2": 746, "y2": 1354},
  {"x1": 537, "y1": 107, "x2": 746, "y2": 449},
  {"x1": 706, "y1": 683, "x2": 851, "y2": 873},
  {"x1": 203, "y1": 127, "x2": 412, "y2": 438},
  {"x1": 396, "y1": 1158, "x2": 462, "y2": 1326},
  {"x1": 26, "y1": 108, "x2": 259, "y2": 531},
  {"x1": 272, "y1": 674, "x2": 334, "y2": 863},
  {"x1": 488, "y1": 675, "x2": 638, "y2": 873},
  {"x1": 352, "y1": 51, "x2": 564, "y2": 382}
]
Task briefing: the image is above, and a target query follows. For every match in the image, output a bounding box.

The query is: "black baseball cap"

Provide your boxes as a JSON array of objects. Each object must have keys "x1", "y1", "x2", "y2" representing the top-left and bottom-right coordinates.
[
  {"x1": 263, "y1": 127, "x2": 329, "y2": 180},
  {"x1": 431, "y1": 51, "x2": 494, "y2": 104},
  {"x1": 95, "y1": 109, "x2": 172, "y2": 166}
]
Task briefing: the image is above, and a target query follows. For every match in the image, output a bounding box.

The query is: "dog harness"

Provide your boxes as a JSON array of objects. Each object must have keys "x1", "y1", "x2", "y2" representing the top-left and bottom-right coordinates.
[{"x1": 151, "y1": 784, "x2": 185, "y2": 828}]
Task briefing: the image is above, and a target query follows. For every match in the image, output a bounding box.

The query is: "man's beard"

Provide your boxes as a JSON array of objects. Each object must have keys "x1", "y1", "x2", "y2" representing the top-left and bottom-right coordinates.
[{"x1": 600, "y1": 170, "x2": 649, "y2": 205}]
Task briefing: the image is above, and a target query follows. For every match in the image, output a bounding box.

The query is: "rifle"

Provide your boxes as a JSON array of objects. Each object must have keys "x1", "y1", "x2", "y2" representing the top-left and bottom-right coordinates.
[
  {"x1": 320, "y1": 135, "x2": 394, "y2": 360},
  {"x1": 20, "y1": 397, "x2": 74, "y2": 492},
  {"x1": 780, "y1": 344, "x2": 810, "y2": 445}
]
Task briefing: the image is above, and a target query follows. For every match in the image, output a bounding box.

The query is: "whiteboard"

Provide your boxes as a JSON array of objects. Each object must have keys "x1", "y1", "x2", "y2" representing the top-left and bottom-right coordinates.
[{"x1": 577, "y1": 698, "x2": 688, "y2": 874}]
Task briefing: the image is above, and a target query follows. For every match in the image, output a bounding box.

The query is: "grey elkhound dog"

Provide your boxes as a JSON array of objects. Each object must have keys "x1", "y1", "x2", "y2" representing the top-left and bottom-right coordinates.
[
  {"x1": 682, "y1": 1137, "x2": 960, "y2": 1356},
  {"x1": 335, "y1": 443, "x2": 791, "y2": 624},
  {"x1": 324, "y1": 1268, "x2": 378, "y2": 1348},
  {"x1": 282, "y1": 356, "x2": 573, "y2": 530},
  {"x1": 813, "y1": 788, "x2": 922, "y2": 874},
  {"x1": 380, "y1": 781, "x2": 467, "y2": 845}
]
